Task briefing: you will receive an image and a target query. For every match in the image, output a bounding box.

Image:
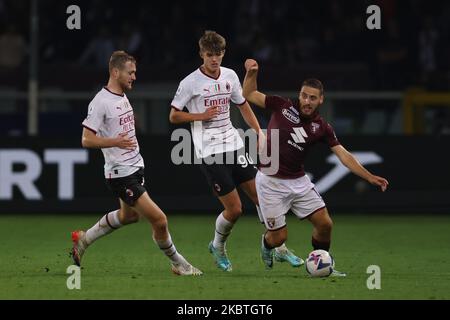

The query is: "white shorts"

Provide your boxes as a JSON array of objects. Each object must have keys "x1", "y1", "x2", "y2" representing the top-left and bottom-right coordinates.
[{"x1": 255, "y1": 171, "x2": 326, "y2": 230}]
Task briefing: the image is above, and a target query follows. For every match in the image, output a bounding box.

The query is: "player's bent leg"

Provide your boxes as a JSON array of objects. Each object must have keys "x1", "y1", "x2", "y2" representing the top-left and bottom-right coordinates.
[
  {"x1": 238, "y1": 179, "x2": 259, "y2": 205},
  {"x1": 131, "y1": 191, "x2": 169, "y2": 239},
  {"x1": 260, "y1": 233, "x2": 274, "y2": 269},
  {"x1": 265, "y1": 227, "x2": 287, "y2": 248},
  {"x1": 71, "y1": 208, "x2": 123, "y2": 266},
  {"x1": 240, "y1": 178, "x2": 302, "y2": 267},
  {"x1": 261, "y1": 228, "x2": 286, "y2": 269},
  {"x1": 208, "y1": 189, "x2": 242, "y2": 272},
  {"x1": 133, "y1": 192, "x2": 203, "y2": 276},
  {"x1": 219, "y1": 189, "x2": 243, "y2": 223},
  {"x1": 307, "y1": 207, "x2": 333, "y2": 250},
  {"x1": 307, "y1": 208, "x2": 345, "y2": 276},
  {"x1": 118, "y1": 199, "x2": 139, "y2": 225}
]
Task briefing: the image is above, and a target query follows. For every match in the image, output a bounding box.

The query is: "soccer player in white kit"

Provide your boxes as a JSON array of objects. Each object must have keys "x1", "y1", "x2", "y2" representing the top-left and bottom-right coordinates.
[
  {"x1": 169, "y1": 31, "x2": 302, "y2": 272},
  {"x1": 71, "y1": 51, "x2": 202, "y2": 276},
  {"x1": 243, "y1": 58, "x2": 389, "y2": 276}
]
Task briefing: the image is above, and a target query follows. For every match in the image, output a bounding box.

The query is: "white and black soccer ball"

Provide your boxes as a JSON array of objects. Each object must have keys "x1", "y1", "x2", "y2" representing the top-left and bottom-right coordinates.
[{"x1": 305, "y1": 249, "x2": 335, "y2": 277}]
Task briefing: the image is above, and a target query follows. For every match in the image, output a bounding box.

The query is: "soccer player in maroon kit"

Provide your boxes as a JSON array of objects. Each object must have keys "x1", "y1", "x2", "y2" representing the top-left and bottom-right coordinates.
[{"x1": 242, "y1": 58, "x2": 389, "y2": 276}]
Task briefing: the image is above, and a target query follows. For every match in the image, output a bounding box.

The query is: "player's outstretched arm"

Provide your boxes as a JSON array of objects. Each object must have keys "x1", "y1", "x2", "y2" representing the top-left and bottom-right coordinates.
[
  {"x1": 237, "y1": 101, "x2": 261, "y2": 132},
  {"x1": 237, "y1": 101, "x2": 266, "y2": 151},
  {"x1": 331, "y1": 145, "x2": 389, "y2": 192},
  {"x1": 169, "y1": 106, "x2": 219, "y2": 124},
  {"x1": 243, "y1": 59, "x2": 266, "y2": 108},
  {"x1": 81, "y1": 127, "x2": 137, "y2": 150}
]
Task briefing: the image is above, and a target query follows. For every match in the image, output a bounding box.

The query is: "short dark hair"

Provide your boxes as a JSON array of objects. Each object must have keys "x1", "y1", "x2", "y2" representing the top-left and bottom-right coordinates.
[
  {"x1": 198, "y1": 30, "x2": 226, "y2": 54},
  {"x1": 301, "y1": 78, "x2": 324, "y2": 96},
  {"x1": 109, "y1": 50, "x2": 136, "y2": 72}
]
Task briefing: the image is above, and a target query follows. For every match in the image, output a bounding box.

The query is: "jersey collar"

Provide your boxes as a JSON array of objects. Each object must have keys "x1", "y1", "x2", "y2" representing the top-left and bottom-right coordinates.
[
  {"x1": 199, "y1": 66, "x2": 221, "y2": 80},
  {"x1": 103, "y1": 86, "x2": 124, "y2": 97}
]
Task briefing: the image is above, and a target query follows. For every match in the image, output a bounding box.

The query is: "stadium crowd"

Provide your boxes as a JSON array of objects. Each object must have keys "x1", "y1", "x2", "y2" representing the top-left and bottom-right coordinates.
[{"x1": 1, "y1": 0, "x2": 450, "y2": 90}]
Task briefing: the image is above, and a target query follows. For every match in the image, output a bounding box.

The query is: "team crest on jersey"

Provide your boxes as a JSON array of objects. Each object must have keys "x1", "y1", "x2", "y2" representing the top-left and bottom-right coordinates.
[
  {"x1": 266, "y1": 218, "x2": 276, "y2": 229},
  {"x1": 311, "y1": 122, "x2": 320, "y2": 133},
  {"x1": 226, "y1": 81, "x2": 231, "y2": 92},
  {"x1": 126, "y1": 189, "x2": 134, "y2": 197},
  {"x1": 282, "y1": 109, "x2": 300, "y2": 124}
]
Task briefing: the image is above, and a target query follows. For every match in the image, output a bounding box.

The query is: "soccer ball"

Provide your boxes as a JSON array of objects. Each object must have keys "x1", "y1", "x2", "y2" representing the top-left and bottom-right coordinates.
[{"x1": 305, "y1": 249, "x2": 335, "y2": 277}]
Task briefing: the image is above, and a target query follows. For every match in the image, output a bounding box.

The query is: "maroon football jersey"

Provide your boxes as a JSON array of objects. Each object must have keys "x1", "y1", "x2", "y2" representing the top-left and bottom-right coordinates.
[{"x1": 260, "y1": 95, "x2": 340, "y2": 179}]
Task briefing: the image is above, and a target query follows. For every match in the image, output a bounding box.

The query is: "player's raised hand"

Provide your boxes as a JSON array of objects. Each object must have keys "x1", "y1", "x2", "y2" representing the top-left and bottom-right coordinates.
[
  {"x1": 201, "y1": 106, "x2": 220, "y2": 121},
  {"x1": 245, "y1": 59, "x2": 259, "y2": 72},
  {"x1": 115, "y1": 132, "x2": 137, "y2": 150},
  {"x1": 368, "y1": 175, "x2": 389, "y2": 192}
]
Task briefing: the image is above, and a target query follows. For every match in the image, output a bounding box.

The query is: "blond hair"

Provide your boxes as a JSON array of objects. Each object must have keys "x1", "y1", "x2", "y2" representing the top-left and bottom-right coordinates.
[{"x1": 109, "y1": 50, "x2": 136, "y2": 72}]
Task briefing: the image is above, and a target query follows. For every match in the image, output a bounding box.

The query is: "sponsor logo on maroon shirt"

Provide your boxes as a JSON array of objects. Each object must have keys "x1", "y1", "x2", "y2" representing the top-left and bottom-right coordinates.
[{"x1": 282, "y1": 108, "x2": 300, "y2": 124}]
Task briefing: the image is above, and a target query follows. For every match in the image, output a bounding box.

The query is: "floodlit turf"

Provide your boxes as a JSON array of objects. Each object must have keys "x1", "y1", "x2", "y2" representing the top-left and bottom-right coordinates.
[{"x1": 0, "y1": 213, "x2": 449, "y2": 300}]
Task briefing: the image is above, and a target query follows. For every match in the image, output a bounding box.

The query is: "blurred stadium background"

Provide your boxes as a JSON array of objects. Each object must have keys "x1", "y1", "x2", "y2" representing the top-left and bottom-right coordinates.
[
  {"x1": 1, "y1": 0, "x2": 449, "y2": 214},
  {"x1": 1, "y1": 0, "x2": 450, "y2": 300}
]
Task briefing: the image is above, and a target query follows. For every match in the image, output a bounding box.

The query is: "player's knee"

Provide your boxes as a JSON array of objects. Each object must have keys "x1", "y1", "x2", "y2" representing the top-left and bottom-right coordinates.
[
  {"x1": 125, "y1": 213, "x2": 139, "y2": 224},
  {"x1": 119, "y1": 209, "x2": 139, "y2": 225},
  {"x1": 278, "y1": 231, "x2": 288, "y2": 246},
  {"x1": 273, "y1": 236, "x2": 286, "y2": 247},
  {"x1": 152, "y1": 214, "x2": 168, "y2": 233},
  {"x1": 228, "y1": 205, "x2": 243, "y2": 218},
  {"x1": 267, "y1": 229, "x2": 287, "y2": 247},
  {"x1": 317, "y1": 218, "x2": 333, "y2": 235}
]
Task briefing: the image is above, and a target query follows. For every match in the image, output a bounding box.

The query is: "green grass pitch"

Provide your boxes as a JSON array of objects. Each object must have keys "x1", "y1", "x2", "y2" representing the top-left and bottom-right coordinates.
[{"x1": 0, "y1": 213, "x2": 449, "y2": 299}]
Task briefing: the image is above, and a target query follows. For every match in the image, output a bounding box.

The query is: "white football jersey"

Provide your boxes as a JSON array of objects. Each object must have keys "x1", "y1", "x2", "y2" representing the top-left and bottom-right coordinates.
[
  {"x1": 82, "y1": 87, "x2": 144, "y2": 178},
  {"x1": 171, "y1": 66, "x2": 246, "y2": 158}
]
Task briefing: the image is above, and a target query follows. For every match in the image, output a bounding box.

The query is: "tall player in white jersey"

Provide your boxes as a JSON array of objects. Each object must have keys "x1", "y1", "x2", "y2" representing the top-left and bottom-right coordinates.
[
  {"x1": 169, "y1": 31, "x2": 302, "y2": 272},
  {"x1": 70, "y1": 51, "x2": 202, "y2": 276}
]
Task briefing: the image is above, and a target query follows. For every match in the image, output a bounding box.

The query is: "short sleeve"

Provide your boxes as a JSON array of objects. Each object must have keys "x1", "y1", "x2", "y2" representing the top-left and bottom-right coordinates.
[
  {"x1": 265, "y1": 95, "x2": 288, "y2": 111},
  {"x1": 82, "y1": 99, "x2": 105, "y2": 133},
  {"x1": 230, "y1": 71, "x2": 246, "y2": 105},
  {"x1": 323, "y1": 122, "x2": 340, "y2": 148},
  {"x1": 171, "y1": 80, "x2": 192, "y2": 110}
]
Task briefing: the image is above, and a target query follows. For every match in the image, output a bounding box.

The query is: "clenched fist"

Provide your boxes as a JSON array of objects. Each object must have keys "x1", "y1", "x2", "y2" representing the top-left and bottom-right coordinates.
[{"x1": 245, "y1": 59, "x2": 259, "y2": 72}]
